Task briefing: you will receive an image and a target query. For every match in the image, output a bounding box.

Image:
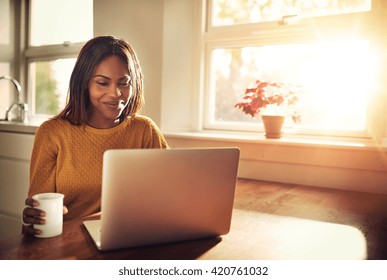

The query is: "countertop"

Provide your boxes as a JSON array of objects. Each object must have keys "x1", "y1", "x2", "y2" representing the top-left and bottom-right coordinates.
[{"x1": 0, "y1": 120, "x2": 43, "y2": 134}]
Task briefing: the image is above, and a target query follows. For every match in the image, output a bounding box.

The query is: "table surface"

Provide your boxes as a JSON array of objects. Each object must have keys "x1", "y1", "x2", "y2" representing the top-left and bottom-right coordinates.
[{"x1": 1, "y1": 178, "x2": 386, "y2": 260}]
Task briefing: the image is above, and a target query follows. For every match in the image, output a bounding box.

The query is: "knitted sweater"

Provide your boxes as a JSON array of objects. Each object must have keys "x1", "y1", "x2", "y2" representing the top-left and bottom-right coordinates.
[{"x1": 29, "y1": 115, "x2": 169, "y2": 220}]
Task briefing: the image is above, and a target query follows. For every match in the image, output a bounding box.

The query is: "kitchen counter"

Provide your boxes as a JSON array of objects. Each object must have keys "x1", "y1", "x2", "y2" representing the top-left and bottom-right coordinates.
[
  {"x1": 0, "y1": 128, "x2": 36, "y2": 239},
  {"x1": 0, "y1": 120, "x2": 44, "y2": 134}
]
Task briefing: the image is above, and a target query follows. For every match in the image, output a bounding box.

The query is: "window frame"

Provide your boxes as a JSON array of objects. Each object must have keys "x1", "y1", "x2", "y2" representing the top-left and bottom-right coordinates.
[
  {"x1": 200, "y1": 0, "x2": 385, "y2": 140},
  {"x1": 23, "y1": 0, "x2": 92, "y2": 117},
  {"x1": 0, "y1": 0, "x2": 14, "y2": 112},
  {"x1": 24, "y1": 44, "x2": 83, "y2": 116}
]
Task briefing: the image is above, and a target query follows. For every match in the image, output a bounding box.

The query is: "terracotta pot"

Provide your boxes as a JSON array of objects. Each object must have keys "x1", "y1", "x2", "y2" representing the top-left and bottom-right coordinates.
[{"x1": 261, "y1": 115, "x2": 285, "y2": 139}]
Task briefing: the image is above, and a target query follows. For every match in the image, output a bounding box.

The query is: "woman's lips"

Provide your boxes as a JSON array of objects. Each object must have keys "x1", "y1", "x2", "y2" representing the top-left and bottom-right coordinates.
[{"x1": 103, "y1": 101, "x2": 123, "y2": 109}]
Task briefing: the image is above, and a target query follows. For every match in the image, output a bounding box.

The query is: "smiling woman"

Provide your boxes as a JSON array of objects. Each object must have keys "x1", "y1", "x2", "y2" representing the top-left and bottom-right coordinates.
[
  {"x1": 56, "y1": 36, "x2": 144, "y2": 127},
  {"x1": 21, "y1": 36, "x2": 169, "y2": 236},
  {"x1": 87, "y1": 56, "x2": 133, "y2": 129}
]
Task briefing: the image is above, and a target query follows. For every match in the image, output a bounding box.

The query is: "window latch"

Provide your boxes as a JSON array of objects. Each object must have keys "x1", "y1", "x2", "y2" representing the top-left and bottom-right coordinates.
[{"x1": 279, "y1": 14, "x2": 299, "y2": 25}]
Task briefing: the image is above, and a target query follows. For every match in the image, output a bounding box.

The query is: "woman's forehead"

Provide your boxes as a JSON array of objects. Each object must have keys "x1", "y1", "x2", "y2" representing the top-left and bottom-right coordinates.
[{"x1": 93, "y1": 55, "x2": 130, "y2": 78}]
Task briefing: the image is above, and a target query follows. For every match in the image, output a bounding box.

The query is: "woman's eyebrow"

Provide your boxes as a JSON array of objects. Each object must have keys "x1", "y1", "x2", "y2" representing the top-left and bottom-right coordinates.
[
  {"x1": 93, "y1": 74, "x2": 110, "y2": 80},
  {"x1": 93, "y1": 75, "x2": 130, "y2": 81}
]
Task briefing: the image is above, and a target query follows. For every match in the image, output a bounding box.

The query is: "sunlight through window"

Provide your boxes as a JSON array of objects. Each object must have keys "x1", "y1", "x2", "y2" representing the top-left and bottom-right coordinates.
[
  {"x1": 30, "y1": 0, "x2": 93, "y2": 46},
  {"x1": 204, "y1": 0, "x2": 379, "y2": 137},
  {"x1": 209, "y1": 40, "x2": 376, "y2": 132},
  {"x1": 30, "y1": 59, "x2": 76, "y2": 115},
  {"x1": 28, "y1": 0, "x2": 93, "y2": 116},
  {"x1": 212, "y1": 0, "x2": 371, "y2": 26}
]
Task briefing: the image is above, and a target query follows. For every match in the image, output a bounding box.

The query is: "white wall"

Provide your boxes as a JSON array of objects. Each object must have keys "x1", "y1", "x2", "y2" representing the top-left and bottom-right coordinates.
[
  {"x1": 94, "y1": 0, "x2": 164, "y2": 125},
  {"x1": 161, "y1": 0, "x2": 198, "y2": 132}
]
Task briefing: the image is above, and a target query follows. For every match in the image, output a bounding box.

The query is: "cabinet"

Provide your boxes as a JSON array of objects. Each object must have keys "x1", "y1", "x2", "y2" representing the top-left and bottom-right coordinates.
[{"x1": 0, "y1": 132, "x2": 35, "y2": 239}]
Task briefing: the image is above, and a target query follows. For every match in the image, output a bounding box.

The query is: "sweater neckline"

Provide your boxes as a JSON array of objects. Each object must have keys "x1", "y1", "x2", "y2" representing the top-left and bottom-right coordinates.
[{"x1": 84, "y1": 117, "x2": 131, "y2": 135}]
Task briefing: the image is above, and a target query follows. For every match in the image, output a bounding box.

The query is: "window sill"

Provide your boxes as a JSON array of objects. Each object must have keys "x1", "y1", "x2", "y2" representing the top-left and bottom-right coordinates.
[
  {"x1": 163, "y1": 130, "x2": 387, "y2": 151},
  {"x1": 164, "y1": 130, "x2": 387, "y2": 194}
]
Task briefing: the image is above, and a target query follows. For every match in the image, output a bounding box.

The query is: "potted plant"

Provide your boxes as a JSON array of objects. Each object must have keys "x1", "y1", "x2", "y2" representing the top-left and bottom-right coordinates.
[{"x1": 235, "y1": 80, "x2": 302, "y2": 139}]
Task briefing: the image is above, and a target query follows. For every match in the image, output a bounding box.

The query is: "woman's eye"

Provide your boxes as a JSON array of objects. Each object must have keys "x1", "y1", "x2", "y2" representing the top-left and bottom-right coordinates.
[
  {"x1": 119, "y1": 82, "x2": 130, "y2": 87},
  {"x1": 96, "y1": 81, "x2": 108, "y2": 86}
]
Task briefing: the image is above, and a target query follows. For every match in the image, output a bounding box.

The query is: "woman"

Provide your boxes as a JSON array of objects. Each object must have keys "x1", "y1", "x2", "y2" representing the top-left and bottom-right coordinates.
[{"x1": 22, "y1": 36, "x2": 168, "y2": 235}]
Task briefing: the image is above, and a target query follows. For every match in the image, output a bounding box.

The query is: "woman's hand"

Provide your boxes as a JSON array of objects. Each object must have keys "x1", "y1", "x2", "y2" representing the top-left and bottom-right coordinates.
[
  {"x1": 22, "y1": 198, "x2": 44, "y2": 235},
  {"x1": 22, "y1": 197, "x2": 68, "y2": 236}
]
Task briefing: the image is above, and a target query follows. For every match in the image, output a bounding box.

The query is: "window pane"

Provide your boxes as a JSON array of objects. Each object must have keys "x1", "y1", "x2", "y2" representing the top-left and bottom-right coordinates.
[
  {"x1": 212, "y1": 0, "x2": 371, "y2": 26},
  {"x1": 30, "y1": 0, "x2": 93, "y2": 46},
  {"x1": 0, "y1": 0, "x2": 10, "y2": 45},
  {"x1": 0, "y1": 62, "x2": 11, "y2": 119},
  {"x1": 30, "y1": 59, "x2": 76, "y2": 115},
  {"x1": 208, "y1": 40, "x2": 375, "y2": 132}
]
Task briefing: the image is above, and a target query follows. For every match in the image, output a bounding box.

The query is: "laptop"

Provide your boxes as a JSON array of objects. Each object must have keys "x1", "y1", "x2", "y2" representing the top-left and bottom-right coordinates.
[{"x1": 83, "y1": 147, "x2": 240, "y2": 251}]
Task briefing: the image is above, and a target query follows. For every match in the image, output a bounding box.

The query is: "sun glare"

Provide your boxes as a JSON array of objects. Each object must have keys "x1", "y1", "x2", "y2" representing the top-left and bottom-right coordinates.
[
  {"x1": 211, "y1": 38, "x2": 377, "y2": 131},
  {"x1": 30, "y1": 0, "x2": 93, "y2": 46},
  {"x1": 300, "y1": 40, "x2": 376, "y2": 130},
  {"x1": 232, "y1": 209, "x2": 368, "y2": 259}
]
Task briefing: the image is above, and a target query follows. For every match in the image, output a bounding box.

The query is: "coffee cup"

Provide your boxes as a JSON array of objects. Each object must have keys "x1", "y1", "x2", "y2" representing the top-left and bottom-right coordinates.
[{"x1": 32, "y1": 193, "x2": 64, "y2": 238}]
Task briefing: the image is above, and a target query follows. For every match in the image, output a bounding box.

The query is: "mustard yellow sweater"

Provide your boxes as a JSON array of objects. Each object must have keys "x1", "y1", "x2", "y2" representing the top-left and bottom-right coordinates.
[{"x1": 29, "y1": 115, "x2": 168, "y2": 220}]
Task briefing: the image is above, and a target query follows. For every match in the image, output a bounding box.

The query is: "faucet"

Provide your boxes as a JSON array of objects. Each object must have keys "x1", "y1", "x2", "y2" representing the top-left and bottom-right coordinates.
[{"x1": 0, "y1": 75, "x2": 28, "y2": 122}]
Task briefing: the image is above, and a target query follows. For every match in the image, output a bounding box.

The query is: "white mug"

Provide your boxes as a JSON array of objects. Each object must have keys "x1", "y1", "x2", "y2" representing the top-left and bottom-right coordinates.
[{"x1": 32, "y1": 193, "x2": 64, "y2": 238}]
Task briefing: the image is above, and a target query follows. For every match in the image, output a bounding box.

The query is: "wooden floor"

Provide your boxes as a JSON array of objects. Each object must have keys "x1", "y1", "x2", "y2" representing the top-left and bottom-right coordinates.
[{"x1": 234, "y1": 179, "x2": 387, "y2": 259}]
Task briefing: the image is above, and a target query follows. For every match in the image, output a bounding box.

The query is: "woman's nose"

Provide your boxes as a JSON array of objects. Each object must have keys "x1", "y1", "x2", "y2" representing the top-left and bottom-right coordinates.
[{"x1": 108, "y1": 84, "x2": 121, "y2": 97}]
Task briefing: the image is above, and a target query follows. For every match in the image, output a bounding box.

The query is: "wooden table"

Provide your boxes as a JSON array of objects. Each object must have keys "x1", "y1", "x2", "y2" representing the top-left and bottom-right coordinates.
[{"x1": 1, "y1": 179, "x2": 387, "y2": 260}]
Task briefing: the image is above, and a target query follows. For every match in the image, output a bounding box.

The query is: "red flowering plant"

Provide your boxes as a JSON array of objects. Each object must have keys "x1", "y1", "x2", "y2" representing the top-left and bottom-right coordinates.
[{"x1": 235, "y1": 80, "x2": 302, "y2": 123}]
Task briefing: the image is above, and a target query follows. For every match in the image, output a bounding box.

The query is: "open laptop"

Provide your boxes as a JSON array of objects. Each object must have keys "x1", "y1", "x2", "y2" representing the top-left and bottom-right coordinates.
[{"x1": 83, "y1": 147, "x2": 240, "y2": 251}]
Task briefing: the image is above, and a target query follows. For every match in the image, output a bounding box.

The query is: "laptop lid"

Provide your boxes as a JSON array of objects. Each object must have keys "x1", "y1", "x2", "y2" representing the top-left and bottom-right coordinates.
[{"x1": 84, "y1": 147, "x2": 240, "y2": 251}]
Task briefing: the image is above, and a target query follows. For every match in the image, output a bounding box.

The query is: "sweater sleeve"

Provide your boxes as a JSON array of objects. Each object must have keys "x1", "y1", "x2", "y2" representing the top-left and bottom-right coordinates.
[{"x1": 28, "y1": 121, "x2": 58, "y2": 197}]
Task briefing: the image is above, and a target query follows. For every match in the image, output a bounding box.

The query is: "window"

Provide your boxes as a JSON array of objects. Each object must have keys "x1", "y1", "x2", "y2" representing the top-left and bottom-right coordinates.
[
  {"x1": 0, "y1": 0, "x2": 10, "y2": 45},
  {"x1": 0, "y1": 0, "x2": 12, "y2": 119},
  {"x1": 202, "y1": 0, "x2": 383, "y2": 138},
  {"x1": 211, "y1": 0, "x2": 371, "y2": 26},
  {"x1": 29, "y1": 59, "x2": 77, "y2": 114},
  {"x1": 26, "y1": 0, "x2": 93, "y2": 116}
]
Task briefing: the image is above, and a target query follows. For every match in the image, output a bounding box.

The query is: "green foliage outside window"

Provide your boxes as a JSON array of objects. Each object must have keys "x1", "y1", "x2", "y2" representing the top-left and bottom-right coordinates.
[{"x1": 35, "y1": 62, "x2": 60, "y2": 115}]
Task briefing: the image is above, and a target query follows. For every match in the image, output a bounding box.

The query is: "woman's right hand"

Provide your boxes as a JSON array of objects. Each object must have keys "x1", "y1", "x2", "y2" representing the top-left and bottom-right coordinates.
[{"x1": 21, "y1": 198, "x2": 45, "y2": 236}]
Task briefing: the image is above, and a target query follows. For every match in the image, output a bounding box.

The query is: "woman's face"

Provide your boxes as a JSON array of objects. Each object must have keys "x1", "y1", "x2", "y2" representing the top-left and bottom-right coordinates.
[{"x1": 87, "y1": 55, "x2": 132, "y2": 128}]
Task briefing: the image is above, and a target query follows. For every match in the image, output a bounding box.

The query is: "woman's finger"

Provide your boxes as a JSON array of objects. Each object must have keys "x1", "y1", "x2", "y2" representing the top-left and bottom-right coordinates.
[
  {"x1": 22, "y1": 224, "x2": 41, "y2": 236},
  {"x1": 63, "y1": 206, "x2": 68, "y2": 215},
  {"x1": 24, "y1": 197, "x2": 39, "y2": 207},
  {"x1": 23, "y1": 207, "x2": 45, "y2": 218},
  {"x1": 22, "y1": 198, "x2": 45, "y2": 236},
  {"x1": 22, "y1": 206, "x2": 45, "y2": 225}
]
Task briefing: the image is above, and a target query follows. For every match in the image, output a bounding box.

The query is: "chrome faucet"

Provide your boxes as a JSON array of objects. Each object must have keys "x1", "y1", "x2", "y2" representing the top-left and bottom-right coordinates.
[{"x1": 0, "y1": 75, "x2": 28, "y2": 122}]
